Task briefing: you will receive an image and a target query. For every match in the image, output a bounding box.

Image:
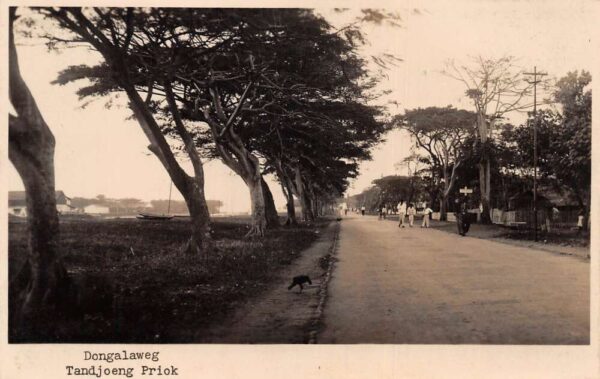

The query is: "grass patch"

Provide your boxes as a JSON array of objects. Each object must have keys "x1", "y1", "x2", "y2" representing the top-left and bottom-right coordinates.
[
  {"x1": 9, "y1": 217, "x2": 326, "y2": 343},
  {"x1": 428, "y1": 219, "x2": 589, "y2": 247}
]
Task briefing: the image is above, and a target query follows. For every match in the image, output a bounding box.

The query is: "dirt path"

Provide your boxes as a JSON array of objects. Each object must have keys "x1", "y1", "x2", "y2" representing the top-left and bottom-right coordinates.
[
  {"x1": 318, "y1": 215, "x2": 589, "y2": 344},
  {"x1": 198, "y1": 221, "x2": 338, "y2": 343}
]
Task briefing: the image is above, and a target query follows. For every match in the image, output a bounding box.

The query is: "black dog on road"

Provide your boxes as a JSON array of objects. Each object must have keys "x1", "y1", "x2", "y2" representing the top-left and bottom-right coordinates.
[{"x1": 288, "y1": 275, "x2": 312, "y2": 292}]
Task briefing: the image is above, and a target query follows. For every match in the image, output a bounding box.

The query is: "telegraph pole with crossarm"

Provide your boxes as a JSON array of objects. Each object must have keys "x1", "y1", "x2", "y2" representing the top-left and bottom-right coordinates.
[{"x1": 524, "y1": 66, "x2": 547, "y2": 242}]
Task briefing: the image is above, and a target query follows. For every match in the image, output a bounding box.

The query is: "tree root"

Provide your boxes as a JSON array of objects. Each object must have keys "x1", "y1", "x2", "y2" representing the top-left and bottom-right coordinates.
[
  {"x1": 10, "y1": 259, "x2": 77, "y2": 340},
  {"x1": 244, "y1": 224, "x2": 265, "y2": 238}
]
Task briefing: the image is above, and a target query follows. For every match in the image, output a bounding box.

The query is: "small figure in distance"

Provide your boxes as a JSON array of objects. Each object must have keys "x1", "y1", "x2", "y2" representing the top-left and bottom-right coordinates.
[
  {"x1": 407, "y1": 203, "x2": 416, "y2": 227},
  {"x1": 577, "y1": 209, "x2": 585, "y2": 236},
  {"x1": 397, "y1": 199, "x2": 407, "y2": 228},
  {"x1": 421, "y1": 202, "x2": 433, "y2": 228},
  {"x1": 455, "y1": 198, "x2": 471, "y2": 236}
]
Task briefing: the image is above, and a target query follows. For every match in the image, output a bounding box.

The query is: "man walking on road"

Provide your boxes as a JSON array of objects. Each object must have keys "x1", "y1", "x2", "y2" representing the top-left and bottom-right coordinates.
[
  {"x1": 421, "y1": 203, "x2": 433, "y2": 228},
  {"x1": 397, "y1": 199, "x2": 407, "y2": 228},
  {"x1": 455, "y1": 198, "x2": 471, "y2": 236},
  {"x1": 407, "y1": 203, "x2": 416, "y2": 227}
]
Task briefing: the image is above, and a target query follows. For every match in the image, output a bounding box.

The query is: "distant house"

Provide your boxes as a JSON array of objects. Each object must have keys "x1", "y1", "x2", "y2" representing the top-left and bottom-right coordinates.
[
  {"x1": 507, "y1": 191, "x2": 553, "y2": 211},
  {"x1": 83, "y1": 204, "x2": 110, "y2": 215},
  {"x1": 8, "y1": 190, "x2": 78, "y2": 217},
  {"x1": 493, "y1": 187, "x2": 582, "y2": 227},
  {"x1": 8, "y1": 191, "x2": 27, "y2": 217},
  {"x1": 55, "y1": 191, "x2": 78, "y2": 214}
]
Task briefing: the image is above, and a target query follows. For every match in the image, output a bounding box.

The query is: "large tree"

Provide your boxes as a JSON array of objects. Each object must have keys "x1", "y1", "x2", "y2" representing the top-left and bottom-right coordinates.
[
  {"x1": 551, "y1": 71, "x2": 592, "y2": 227},
  {"x1": 443, "y1": 56, "x2": 535, "y2": 223},
  {"x1": 9, "y1": 8, "x2": 72, "y2": 328},
  {"x1": 39, "y1": 7, "x2": 213, "y2": 253},
  {"x1": 399, "y1": 106, "x2": 476, "y2": 220}
]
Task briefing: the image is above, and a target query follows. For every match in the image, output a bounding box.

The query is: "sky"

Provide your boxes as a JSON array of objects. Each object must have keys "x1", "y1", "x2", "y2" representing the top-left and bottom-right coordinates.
[{"x1": 7, "y1": 1, "x2": 597, "y2": 213}]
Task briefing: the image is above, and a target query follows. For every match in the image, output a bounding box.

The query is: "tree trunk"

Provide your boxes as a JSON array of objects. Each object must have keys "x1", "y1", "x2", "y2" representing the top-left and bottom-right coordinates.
[
  {"x1": 261, "y1": 178, "x2": 280, "y2": 228},
  {"x1": 9, "y1": 133, "x2": 73, "y2": 324},
  {"x1": 181, "y1": 179, "x2": 213, "y2": 255},
  {"x1": 308, "y1": 186, "x2": 319, "y2": 219},
  {"x1": 9, "y1": 9, "x2": 72, "y2": 328},
  {"x1": 479, "y1": 160, "x2": 492, "y2": 224},
  {"x1": 279, "y1": 179, "x2": 297, "y2": 226},
  {"x1": 440, "y1": 161, "x2": 460, "y2": 222},
  {"x1": 246, "y1": 175, "x2": 268, "y2": 237},
  {"x1": 294, "y1": 167, "x2": 314, "y2": 222},
  {"x1": 440, "y1": 198, "x2": 448, "y2": 221}
]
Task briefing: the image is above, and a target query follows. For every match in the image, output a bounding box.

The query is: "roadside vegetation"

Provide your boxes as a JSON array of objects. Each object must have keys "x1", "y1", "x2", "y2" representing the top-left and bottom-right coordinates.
[{"x1": 9, "y1": 217, "x2": 326, "y2": 342}]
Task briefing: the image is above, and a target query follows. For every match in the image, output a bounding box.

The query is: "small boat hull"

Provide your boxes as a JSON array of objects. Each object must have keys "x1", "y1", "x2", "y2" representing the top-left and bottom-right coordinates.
[{"x1": 136, "y1": 213, "x2": 174, "y2": 221}]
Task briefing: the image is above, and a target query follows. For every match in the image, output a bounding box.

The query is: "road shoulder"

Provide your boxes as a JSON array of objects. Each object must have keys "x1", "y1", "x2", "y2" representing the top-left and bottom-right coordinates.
[
  {"x1": 197, "y1": 220, "x2": 340, "y2": 343},
  {"x1": 427, "y1": 219, "x2": 590, "y2": 260}
]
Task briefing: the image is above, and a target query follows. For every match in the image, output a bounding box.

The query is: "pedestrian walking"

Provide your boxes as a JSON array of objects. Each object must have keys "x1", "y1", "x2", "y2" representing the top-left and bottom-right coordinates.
[
  {"x1": 421, "y1": 203, "x2": 433, "y2": 228},
  {"x1": 382, "y1": 205, "x2": 387, "y2": 220},
  {"x1": 361, "y1": 205, "x2": 365, "y2": 216},
  {"x1": 407, "y1": 203, "x2": 416, "y2": 227},
  {"x1": 378, "y1": 205, "x2": 384, "y2": 220},
  {"x1": 577, "y1": 209, "x2": 585, "y2": 235},
  {"x1": 397, "y1": 199, "x2": 406, "y2": 228},
  {"x1": 455, "y1": 198, "x2": 471, "y2": 236}
]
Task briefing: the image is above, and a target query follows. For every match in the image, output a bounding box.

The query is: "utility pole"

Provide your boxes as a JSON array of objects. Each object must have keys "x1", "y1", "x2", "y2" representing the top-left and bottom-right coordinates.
[{"x1": 524, "y1": 66, "x2": 547, "y2": 242}]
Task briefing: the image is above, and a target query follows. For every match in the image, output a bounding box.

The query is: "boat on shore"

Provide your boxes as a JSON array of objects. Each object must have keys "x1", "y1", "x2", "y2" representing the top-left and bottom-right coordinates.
[{"x1": 136, "y1": 213, "x2": 174, "y2": 221}]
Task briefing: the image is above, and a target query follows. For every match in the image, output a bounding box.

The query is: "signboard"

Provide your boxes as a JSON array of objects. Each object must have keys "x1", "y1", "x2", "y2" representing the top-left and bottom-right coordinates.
[{"x1": 459, "y1": 186, "x2": 473, "y2": 194}]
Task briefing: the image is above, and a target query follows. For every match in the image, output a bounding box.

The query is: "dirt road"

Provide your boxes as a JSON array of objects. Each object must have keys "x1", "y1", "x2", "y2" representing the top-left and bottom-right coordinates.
[{"x1": 318, "y1": 215, "x2": 589, "y2": 344}]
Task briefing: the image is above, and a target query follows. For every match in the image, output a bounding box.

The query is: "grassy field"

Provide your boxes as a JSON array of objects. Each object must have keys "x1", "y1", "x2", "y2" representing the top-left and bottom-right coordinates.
[{"x1": 9, "y1": 216, "x2": 326, "y2": 343}]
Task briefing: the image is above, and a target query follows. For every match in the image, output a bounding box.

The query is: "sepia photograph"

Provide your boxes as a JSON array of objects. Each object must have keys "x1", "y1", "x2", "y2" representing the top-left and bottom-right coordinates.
[{"x1": 2, "y1": 0, "x2": 598, "y2": 377}]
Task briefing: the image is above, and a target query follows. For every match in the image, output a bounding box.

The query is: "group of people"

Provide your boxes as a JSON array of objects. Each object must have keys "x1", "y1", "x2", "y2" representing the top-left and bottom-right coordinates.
[
  {"x1": 395, "y1": 200, "x2": 433, "y2": 228},
  {"x1": 349, "y1": 198, "x2": 471, "y2": 236}
]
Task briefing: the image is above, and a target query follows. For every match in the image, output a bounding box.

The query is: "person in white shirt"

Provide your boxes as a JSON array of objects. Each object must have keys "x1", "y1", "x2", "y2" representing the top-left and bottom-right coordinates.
[
  {"x1": 577, "y1": 209, "x2": 585, "y2": 235},
  {"x1": 407, "y1": 203, "x2": 416, "y2": 227},
  {"x1": 421, "y1": 203, "x2": 433, "y2": 228},
  {"x1": 397, "y1": 199, "x2": 407, "y2": 228}
]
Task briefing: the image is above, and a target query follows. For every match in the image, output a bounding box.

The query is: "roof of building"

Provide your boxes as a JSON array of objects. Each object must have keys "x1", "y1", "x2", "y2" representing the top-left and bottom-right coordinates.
[
  {"x1": 508, "y1": 187, "x2": 580, "y2": 209},
  {"x1": 8, "y1": 190, "x2": 71, "y2": 207}
]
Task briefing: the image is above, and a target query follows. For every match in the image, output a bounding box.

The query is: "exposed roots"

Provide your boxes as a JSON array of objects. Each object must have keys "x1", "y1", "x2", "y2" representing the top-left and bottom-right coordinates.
[
  {"x1": 245, "y1": 224, "x2": 265, "y2": 238},
  {"x1": 10, "y1": 259, "x2": 76, "y2": 339},
  {"x1": 182, "y1": 235, "x2": 203, "y2": 255}
]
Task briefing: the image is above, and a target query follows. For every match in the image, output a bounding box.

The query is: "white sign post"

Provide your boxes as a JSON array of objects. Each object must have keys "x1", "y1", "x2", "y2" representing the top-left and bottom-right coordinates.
[{"x1": 459, "y1": 186, "x2": 473, "y2": 195}]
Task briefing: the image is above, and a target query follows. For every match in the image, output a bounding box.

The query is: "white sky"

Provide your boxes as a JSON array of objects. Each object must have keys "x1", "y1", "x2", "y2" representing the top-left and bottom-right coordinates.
[{"x1": 7, "y1": 1, "x2": 597, "y2": 212}]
